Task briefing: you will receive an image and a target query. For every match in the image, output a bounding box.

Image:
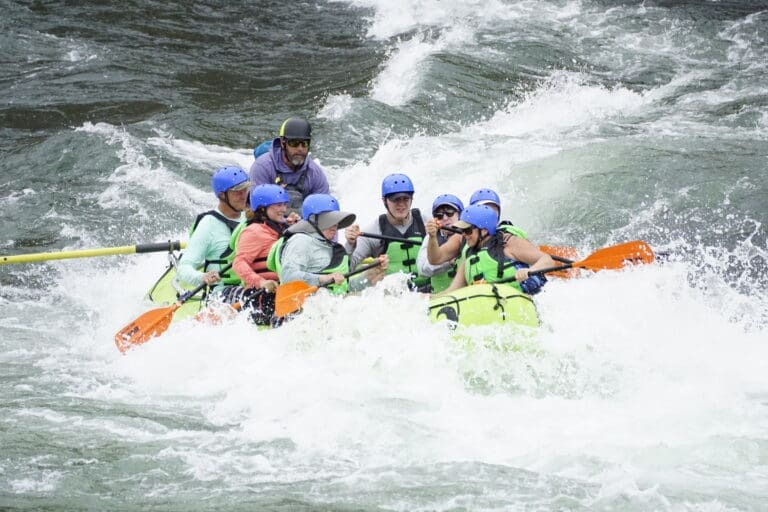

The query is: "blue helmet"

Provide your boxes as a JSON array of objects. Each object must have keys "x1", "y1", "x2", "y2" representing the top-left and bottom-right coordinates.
[
  {"x1": 431, "y1": 194, "x2": 464, "y2": 214},
  {"x1": 212, "y1": 166, "x2": 249, "y2": 197},
  {"x1": 459, "y1": 204, "x2": 498, "y2": 235},
  {"x1": 302, "y1": 193, "x2": 340, "y2": 219},
  {"x1": 250, "y1": 184, "x2": 289, "y2": 210},
  {"x1": 469, "y1": 188, "x2": 501, "y2": 209},
  {"x1": 381, "y1": 173, "x2": 415, "y2": 197}
]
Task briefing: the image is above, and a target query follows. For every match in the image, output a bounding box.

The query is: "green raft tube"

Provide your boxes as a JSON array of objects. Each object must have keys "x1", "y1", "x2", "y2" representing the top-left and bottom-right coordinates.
[
  {"x1": 428, "y1": 282, "x2": 540, "y2": 328},
  {"x1": 145, "y1": 256, "x2": 205, "y2": 321}
]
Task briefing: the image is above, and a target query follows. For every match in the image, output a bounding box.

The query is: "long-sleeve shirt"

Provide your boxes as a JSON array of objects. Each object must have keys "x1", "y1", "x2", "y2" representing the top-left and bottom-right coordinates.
[
  {"x1": 280, "y1": 230, "x2": 333, "y2": 287},
  {"x1": 177, "y1": 208, "x2": 244, "y2": 290},
  {"x1": 346, "y1": 211, "x2": 432, "y2": 269},
  {"x1": 248, "y1": 138, "x2": 330, "y2": 195},
  {"x1": 416, "y1": 233, "x2": 454, "y2": 277},
  {"x1": 232, "y1": 222, "x2": 280, "y2": 289},
  {"x1": 281, "y1": 224, "x2": 369, "y2": 292}
]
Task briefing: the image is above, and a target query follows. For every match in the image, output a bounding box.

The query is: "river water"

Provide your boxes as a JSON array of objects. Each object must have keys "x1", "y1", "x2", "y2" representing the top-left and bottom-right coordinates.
[{"x1": 2, "y1": 1, "x2": 767, "y2": 510}]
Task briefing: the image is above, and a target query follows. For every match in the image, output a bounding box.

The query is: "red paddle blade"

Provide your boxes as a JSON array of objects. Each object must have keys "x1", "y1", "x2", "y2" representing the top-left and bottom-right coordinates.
[
  {"x1": 114, "y1": 303, "x2": 179, "y2": 353},
  {"x1": 577, "y1": 240, "x2": 655, "y2": 271},
  {"x1": 275, "y1": 281, "x2": 319, "y2": 317}
]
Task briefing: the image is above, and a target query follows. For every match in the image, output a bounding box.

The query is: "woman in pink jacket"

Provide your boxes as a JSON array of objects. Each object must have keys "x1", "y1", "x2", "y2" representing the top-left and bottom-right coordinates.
[
  {"x1": 233, "y1": 184, "x2": 292, "y2": 290},
  {"x1": 225, "y1": 184, "x2": 292, "y2": 325}
]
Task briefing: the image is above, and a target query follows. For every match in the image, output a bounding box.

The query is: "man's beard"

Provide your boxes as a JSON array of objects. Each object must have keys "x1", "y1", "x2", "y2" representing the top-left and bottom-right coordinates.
[{"x1": 289, "y1": 155, "x2": 305, "y2": 167}]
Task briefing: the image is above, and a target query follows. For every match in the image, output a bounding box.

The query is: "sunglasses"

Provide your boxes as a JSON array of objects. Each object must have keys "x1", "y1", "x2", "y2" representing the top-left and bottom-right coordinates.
[
  {"x1": 284, "y1": 139, "x2": 310, "y2": 148},
  {"x1": 433, "y1": 209, "x2": 457, "y2": 219},
  {"x1": 460, "y1": 226, "x2": 475, "y2": 235}
]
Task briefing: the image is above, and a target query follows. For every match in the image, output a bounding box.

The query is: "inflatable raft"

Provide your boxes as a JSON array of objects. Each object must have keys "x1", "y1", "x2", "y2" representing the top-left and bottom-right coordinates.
[
  {"x1": 428, "y1": 283, "x2": 539, "y2": 328},
  {"x1": 145, "y1": 258, "x2": 540, "y2": 330}
]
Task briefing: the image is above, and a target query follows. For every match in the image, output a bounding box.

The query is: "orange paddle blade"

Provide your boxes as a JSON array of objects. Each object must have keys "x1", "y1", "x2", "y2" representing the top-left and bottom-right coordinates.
[
  {"x1": 275, "y1": 281, "x2": 319, "y2": 317},
  {"x1": 539, "y1": 245, "x2": 580, "y2": 278},
  {"x1": 193, "y1": 302, "x2": 241, "y2": 325},
  {"x1": 539, "y1": 245, "x2": 579, "y2": 261},
  {"x1": 576, "y1": 240, "x2": 655, "y2": 271},
  {"x1": 114, "y1": 303, "x2": 179, "y2": 353}
]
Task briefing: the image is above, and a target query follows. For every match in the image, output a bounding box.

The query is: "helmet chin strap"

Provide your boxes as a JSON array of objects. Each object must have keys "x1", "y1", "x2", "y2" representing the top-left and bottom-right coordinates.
[
  {"x1": 220, "y1": 191, "x2": 243, "y2": 216},
  {"x1": 471, "y1": 229, "x2": 488, "y2": 250},
  {"x1": 308, "y1": 215, "x2": 333, "y2": 240}
]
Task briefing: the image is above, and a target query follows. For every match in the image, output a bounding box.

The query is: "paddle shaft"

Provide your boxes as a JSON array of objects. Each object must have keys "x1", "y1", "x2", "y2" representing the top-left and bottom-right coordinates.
[
  {"x1": 274, "y1": 260, "x2": 384, "y2": 317},
  {"x1": 1, "y1": 240, "x2": 185, "y2": 265},
  {"x1": 360, "y1": 230, "x2": 574, "y2": 263},
  {"x1": 548, "y1": 255, "x2": 573, "y2": 264},
  {"x1": 362, "y1": 226, "x2": 576, "y2": 266},
  {"x1": 359, "y1": 232, "x2": 419, "y2": 246},
  {"x1": 178, "y1": 262, "x2": 233, "y2": 302},
  {"x1": 319, "y1": 260, "x2": 383, "y2": 287},
  {"x1": 344, "y1": 259, "x2": 383, "y2": 279}
]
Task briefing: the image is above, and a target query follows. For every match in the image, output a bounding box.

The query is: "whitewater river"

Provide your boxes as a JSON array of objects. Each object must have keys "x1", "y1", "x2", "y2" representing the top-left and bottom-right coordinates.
[{"x1": 1, "y1": 1, "x2": 767, "y2": 510}]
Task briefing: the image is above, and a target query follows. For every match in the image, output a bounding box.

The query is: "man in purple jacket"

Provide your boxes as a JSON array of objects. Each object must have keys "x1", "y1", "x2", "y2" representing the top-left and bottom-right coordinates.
[{"x1": 248, "y1": 117, "x2": 330, "y2": 215}]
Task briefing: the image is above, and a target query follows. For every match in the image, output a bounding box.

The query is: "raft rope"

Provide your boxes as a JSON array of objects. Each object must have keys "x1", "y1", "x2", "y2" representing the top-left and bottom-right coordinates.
[{"x1": 490, "y1": 284, "x2": 506, "y2": 321}]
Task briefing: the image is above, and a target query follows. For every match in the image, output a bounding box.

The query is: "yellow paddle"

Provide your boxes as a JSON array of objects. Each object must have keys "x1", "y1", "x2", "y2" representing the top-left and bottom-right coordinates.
[{"x1": 1, "y1": 241, "x2": 185, "y2": 265}]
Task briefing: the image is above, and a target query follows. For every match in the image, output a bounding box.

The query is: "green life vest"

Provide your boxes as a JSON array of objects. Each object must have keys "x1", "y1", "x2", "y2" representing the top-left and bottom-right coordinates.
[
  {"x1": 189, "y1": 210, "x2": 243, "y2": 286},
  {"x1": 498, "y1": 220, "x2": 528, "y2": 240},
  {"x1": 464, "y1": 232, "x2": 525, "y2": 292},
  {"x1": 266, "y1": 236, "x2": 284, "y2": 275},
  {"x1": 375, "y1": 209, "x2": 429, "y2": 288},
  {"x1": 429, "y1": 231, "x2": 463, "y2": 294},
  {"x1": 268, "y1": 230, "x2": 350, "y2": 295}
]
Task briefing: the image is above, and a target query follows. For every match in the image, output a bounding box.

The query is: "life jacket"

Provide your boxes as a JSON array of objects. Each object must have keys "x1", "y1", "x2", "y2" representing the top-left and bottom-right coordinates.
[
  {"x1": 498, "y1": 220, "x2": 528, "y2": 239},
  {"x1": 429, "y1": 230, "x2": 464, "y2": 294},
  {"x1": 464, "y1": 232, "x2": 529, "y2": 292},
  {"x1": 274, "y1": 167, "x2": 308, "y2": 215},
  {"x1": 374, "y1": 209, "x2": 429, "y2": 288},
  {"x1": 189, "y1": 210, "x2": 243, "y2": 286},
  {"x1": 227, "y1": 218, "x2": 285, "y2": 281},
  {"x1": 268, "y1": 228, "x2": 350, "y2": 294}
]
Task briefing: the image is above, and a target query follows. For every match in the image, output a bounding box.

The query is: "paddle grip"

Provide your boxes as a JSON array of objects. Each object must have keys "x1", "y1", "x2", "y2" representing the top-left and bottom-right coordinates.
[
  {"x1": 549, "y1": 255, "x2": 574, "y2": 264},
  {"x1": 493, "y1": 263, "x2": 574, "y2": 284},
  {"x1": 529, "y1": 264, "x2": 573, "y2": 276},
  {"x1": 136, "y1": 240, "x2": 184, "y2": 253},
  {"x1": 441, "y1": 225, "x2": 463, "y2": 235},
  {"x1": 177, "y1": 263, "x2": 233, "y2": 303}
]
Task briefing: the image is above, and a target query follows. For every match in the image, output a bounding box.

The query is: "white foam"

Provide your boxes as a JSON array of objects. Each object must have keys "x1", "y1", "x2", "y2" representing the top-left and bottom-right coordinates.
[
  {"x1": 318, "y1": 93, "x2": 354, "y2": 120},
  {"x1": 146, "y1": 131, "x2": 253, "y2": 170},
  {"x1": 49, "y1": 256, "x2": 765, "y2": 480},
  {"x1": 338, "y1": 0, "x2": 522, "y2": 40},
  {"x1": 76, "y1": 122, "x2": 251, "y2": 217},
  {"x1": 370, "y1": 28, "x2": 471, "y2": 106}
]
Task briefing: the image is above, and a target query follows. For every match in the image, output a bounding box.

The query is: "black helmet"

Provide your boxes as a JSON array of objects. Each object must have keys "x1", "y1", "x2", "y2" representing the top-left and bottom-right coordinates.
[{"x1": 279, "y1": 117, "x2": 311, "y2": 140}]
